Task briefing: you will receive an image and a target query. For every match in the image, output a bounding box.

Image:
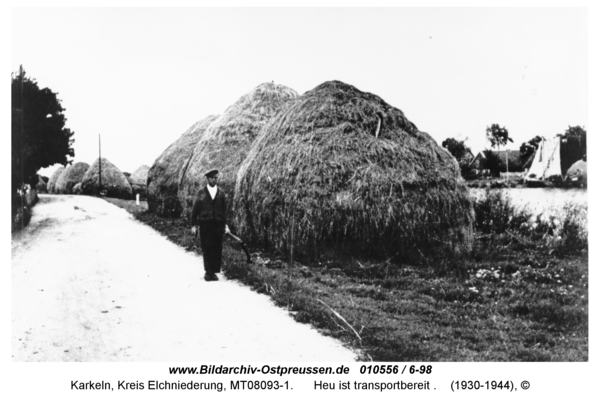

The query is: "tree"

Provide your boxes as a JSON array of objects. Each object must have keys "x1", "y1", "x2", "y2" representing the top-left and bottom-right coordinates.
[
  {"x1": 486, "y1": 124, "x2": 513, "y2": 149},
  {"x1": 442, "y1": 137, "x2": 471, "y2": 161},
  {"x1": 560, "y1": 126, "x2": 586, "y2": 175},
  {"x1": 519, "y1": 135, "x2": 543, "y2": 165},
  {"x1": 485, "y1": 124, "x2": 513, "y2": 179},
  {"x1": 12, "y1": 66, "x2": 75, "y2": 192},
  {"x1": 442, "y1": 137, "x2": 475, "y2": 179}
]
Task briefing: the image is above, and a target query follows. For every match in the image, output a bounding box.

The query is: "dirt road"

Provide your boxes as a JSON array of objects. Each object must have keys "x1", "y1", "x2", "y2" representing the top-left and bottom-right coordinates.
[{"x1": 11, "y1": 195, "x2": 356, "y2": 362}]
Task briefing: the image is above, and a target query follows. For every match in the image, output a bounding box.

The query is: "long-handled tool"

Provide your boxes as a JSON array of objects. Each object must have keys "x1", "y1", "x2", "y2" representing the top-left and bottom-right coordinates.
[{"x1": 225, "y1": 231, "x2": 253, "y2": 263}]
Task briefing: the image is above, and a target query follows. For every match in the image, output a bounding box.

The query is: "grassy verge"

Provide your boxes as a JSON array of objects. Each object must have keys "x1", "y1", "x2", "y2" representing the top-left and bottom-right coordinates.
[{"x1": 104, "y1": 194, "x2": 588, "y2": 361}]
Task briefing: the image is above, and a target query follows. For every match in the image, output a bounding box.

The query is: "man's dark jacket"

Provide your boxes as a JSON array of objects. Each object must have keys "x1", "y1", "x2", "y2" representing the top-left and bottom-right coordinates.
[
  {"x1": 191, "y1": 186, "x2": 227, "y2": 274},
  {"x1": 190, "y1": 187, "x2": 227, "y2": 224}
]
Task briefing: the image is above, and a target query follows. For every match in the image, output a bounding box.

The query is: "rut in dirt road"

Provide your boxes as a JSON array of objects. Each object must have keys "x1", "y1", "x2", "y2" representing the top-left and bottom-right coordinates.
[{"x1": 11, "y1": 195, "x2": 357, "y2": 362}]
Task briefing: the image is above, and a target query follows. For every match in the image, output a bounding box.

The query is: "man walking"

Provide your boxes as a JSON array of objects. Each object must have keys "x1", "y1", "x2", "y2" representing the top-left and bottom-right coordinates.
[{"x1": 191, "y1": 169, "x2": 230, "y2": 281}]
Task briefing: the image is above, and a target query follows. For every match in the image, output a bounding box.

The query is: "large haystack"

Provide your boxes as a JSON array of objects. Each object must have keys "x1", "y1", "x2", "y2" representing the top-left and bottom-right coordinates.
[
  {"x1": 234, "y1": 80, "x2": 474, "y2": 262},
  {"x1": 147, "y1": 115, "x2": 219, "y2": 217},
  {"x1": 81, "y1": 158, "x2": 132, "y2": 199},
  {"x1": 55, "y1": 162, "x2": 90, "y2": 194},
  {"x1": 47, "y1": 166, "x2": 65, "y2": 194},
  {"x1": 179, "y1": 82, "x2": 298, "y2": 222}
]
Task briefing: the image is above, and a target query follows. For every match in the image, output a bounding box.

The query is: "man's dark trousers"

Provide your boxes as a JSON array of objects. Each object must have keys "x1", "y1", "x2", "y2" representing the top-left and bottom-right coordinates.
[{"x1": 199, "y1": 220, "x2": 225, "y2": 273}]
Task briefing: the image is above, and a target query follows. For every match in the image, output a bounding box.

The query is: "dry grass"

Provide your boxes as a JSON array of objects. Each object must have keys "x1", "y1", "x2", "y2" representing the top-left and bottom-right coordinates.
[
  {"x1": 147, "y1": 115, "x2": 219, "y2": 217},
  {"x1": 179, "y1": 82, "x2": 298, "y2": 223},
  {"x1": 235, "y1": 80, "x2": 474, "y2": 263}
]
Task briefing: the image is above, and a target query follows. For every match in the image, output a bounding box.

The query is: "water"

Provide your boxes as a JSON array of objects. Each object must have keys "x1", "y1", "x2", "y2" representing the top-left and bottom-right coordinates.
[
  {"x1": 470, "y1": 188, "x2": 587, "y2": 212},
  {"x1": 470, "y1": 188, "x2": 588, "y2": 225}
]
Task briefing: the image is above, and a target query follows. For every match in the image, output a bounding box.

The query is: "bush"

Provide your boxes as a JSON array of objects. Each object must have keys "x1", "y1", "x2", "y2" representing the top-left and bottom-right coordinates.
[
  {"x1": 460, "y1": 162, "x2": 477, "y2": 180},
  {"x1": 11, "y1": 189, "x2": 35, "y2": 232},
  {"x1": 553, "y1": 203, "x2": 588, "y2": 255},
  {"x1": 473, "y1": 190, "x2": 528, "y2": 234}
]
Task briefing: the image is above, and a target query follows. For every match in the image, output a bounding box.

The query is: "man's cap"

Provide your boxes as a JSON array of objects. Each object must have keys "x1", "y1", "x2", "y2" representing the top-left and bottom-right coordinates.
[{"x1": 205, "y1": 169, "x2": 219, "y2": 178}]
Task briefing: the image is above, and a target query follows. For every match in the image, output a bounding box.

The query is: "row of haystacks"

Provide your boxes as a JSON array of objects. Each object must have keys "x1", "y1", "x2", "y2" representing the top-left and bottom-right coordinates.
[
  {"x1": 43, "y1": 158, "x2": 149, "y2": 200},
  {"x1": 81, "y1": 157, "x2": 133, "y2": 199},
  {"x1": 147, "y1": 80, "x2": 474, "y2": 263},
  {"x1": 147, "y1": 115, "x2": 219, "y2": 217},
  {"x1": 54, "y1": 162, "x2": 90, "y2": 194},
  {"x1": 234, "y1": 81, "x2": 474, "y2": 261},
  {"x1": 178, "y1": 82, "x2": 298, "y2": 221}
]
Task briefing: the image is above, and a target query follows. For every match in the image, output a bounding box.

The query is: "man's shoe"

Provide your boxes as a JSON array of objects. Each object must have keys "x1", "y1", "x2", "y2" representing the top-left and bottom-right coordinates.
[{"x1": 204, "y1": 272, "x2": 218, "y2": 281}]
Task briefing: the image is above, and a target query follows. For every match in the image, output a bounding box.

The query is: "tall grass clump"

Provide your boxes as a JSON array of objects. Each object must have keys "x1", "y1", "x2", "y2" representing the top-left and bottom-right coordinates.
[{"x1": 235, "y1": 80, "x2": 474, "y2": 264}]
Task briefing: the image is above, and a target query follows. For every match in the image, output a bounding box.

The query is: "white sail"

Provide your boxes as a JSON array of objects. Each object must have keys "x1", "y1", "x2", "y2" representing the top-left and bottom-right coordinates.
[
  {"x1": 526, "y1": 140, "x2": 545, "y2": 179},
  {"x1": 543, "y1": 135, "x2": 562, "y2": 178},
  {"x1": 526, "y1": 135, "x2": 562, "y2": 181}
]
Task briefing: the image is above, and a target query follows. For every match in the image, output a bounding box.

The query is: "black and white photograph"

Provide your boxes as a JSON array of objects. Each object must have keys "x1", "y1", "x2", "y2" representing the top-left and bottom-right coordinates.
[{"x1": 7, "y1": 2, "x2": 597, "y2": 398}]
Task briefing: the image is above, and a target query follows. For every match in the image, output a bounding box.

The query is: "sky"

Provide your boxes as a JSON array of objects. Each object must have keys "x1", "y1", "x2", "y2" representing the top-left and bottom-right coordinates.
[{"x1": 11, "y1": 7, "x2": 588, "y2": 177}]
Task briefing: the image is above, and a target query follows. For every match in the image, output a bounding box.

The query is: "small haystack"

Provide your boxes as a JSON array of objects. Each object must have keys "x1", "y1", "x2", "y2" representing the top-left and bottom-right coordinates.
[
  {"x1": 147, "y1": 115, "x2": 219, "y2": 217},
  {"x1": 47, "y1": 166, "x2": 65, "y2": 194},
  {"x1": 566, "y1": 158, "x2": 587, "y2": 186},
  {"x1": 72, "y1": 182, "x2": 83, "y2": 194},
  {"x1": 179, "y1": 82, "x2": 298, "y2": 222},
  {"x1": 35, "y1": 175, "x2": 47, "y2": 193},
  {"x1": 55, "y1": 162, "x2": 90, "y2": 194},
  {"x1": 130, "y1": 165, "x2": 150, "y2": 185},
  {"x1": 81, "y1": 157, "x2": 132, "y2": 199},
  {"x1": 234, "y1": 80, "x2": 474, "y2": 262},
  {"x1": 128, "y1": 165, "x2": 150, "y2": 199}
]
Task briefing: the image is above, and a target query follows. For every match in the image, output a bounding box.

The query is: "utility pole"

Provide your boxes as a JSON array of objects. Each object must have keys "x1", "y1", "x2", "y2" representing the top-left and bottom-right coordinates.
[
  {"x1": 20, "y1": 66, "x2": 25, "y2": 228},
  {"x1": 506, "y1": 149, "x2": 509, "y2": 183},
  {"x1": 98, "y1": 134, "x2": 102, "y2": 194}
]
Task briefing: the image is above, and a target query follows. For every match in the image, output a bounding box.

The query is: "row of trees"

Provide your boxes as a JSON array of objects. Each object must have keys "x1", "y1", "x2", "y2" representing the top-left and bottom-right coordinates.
[
  {"x1": 442, "y1": 124, "x2": 587, "y2": 179},
  {"x1": 11, "y1": 66, "x2": 75, "y2": 230}
]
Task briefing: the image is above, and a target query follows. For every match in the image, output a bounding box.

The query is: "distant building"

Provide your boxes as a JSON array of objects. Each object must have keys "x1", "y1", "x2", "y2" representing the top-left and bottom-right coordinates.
[
  {"x1": 493, "y1": 150, "x2": 524, "y2": 172},
  {"x1": 469, "y1": 152, "x2": 486, "y2": 171},
  {"x1": 470, "y1": 150, "x2": 524, "y2": 176},
  {"x1": 460, "y1": 148, "x2": 475, "y2": 166}
]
